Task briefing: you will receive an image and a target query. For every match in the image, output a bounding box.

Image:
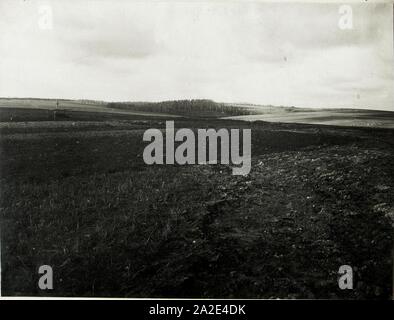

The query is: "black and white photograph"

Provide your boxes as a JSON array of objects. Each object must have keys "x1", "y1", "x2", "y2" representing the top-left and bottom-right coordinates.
[{"x1": 0, "y1": 0, "x2": 393, "y2": 304}]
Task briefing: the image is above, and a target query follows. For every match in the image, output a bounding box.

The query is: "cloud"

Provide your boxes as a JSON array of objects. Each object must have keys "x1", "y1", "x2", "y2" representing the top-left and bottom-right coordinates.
[{"x1": 0, "y1": 0, "x2": 392, "y2": 110}]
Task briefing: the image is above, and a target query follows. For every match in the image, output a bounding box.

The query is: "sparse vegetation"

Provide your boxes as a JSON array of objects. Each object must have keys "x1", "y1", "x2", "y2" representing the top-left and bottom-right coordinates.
[{"x1": 0, "y1": 105, "x2": 393, "y2": 299}]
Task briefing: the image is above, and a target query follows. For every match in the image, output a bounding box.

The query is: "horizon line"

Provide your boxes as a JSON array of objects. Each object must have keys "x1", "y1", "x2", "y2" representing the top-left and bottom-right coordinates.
[{"x1": 0, "y1": 96, "x2": 392, "y2": 113}]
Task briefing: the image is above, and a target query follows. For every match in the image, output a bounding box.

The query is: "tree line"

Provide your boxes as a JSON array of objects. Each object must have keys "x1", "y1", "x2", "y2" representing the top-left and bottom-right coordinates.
[{"x1": 107, "y1": 100, "x2": 258, "y2": 117}]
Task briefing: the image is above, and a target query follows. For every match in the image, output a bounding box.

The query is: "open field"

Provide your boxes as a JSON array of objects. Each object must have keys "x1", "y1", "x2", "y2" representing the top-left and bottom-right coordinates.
[
  {"x1": 0, "y1": 98, "x2": 180, "y2": 119},
  {"x1": 0, "y1": 102, "x2": 393, "y2": 299},
  {"x1": 225, "y1": 107, "x2": 394, "y2": 129}
]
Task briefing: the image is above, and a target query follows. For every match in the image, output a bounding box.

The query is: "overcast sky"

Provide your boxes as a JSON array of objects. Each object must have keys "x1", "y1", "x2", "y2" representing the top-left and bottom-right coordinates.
[{"x1": 0, "y1": 1, "x2": 393, "y2": 110}]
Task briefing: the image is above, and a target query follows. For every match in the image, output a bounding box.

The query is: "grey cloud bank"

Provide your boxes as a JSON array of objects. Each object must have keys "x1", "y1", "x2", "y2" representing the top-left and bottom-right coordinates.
[{"x1": 0, "y1": 1, "x2": 392, "y2": 110}]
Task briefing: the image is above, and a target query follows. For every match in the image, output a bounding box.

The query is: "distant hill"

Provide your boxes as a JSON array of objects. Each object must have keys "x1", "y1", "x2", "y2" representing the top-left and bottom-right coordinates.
[{"x1": 1, "y1": 98, "x2": 393, "y2": 128}]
